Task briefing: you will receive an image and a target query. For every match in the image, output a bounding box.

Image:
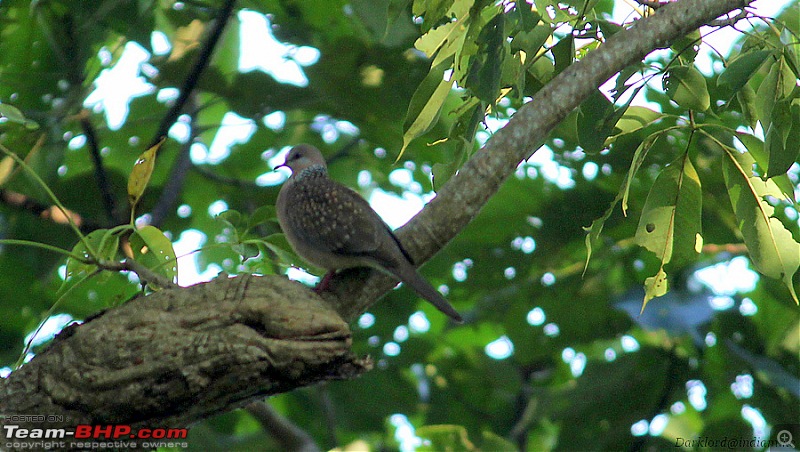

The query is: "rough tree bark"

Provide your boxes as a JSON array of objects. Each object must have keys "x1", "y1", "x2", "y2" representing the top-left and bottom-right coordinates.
[{"x1": 0, "y1": 0, "x2": 752, "y2": 446}]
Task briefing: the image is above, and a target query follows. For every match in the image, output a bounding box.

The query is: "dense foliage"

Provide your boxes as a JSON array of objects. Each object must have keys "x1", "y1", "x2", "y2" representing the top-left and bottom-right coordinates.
[{"x1": 0, "y1": 0, "x2": 798, "y2": 450}]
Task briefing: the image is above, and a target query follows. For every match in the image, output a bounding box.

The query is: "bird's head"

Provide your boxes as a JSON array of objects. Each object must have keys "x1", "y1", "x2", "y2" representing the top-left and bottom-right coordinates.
[{"x1": 276, "y1": 144, "x2": 327, "y2": 174}]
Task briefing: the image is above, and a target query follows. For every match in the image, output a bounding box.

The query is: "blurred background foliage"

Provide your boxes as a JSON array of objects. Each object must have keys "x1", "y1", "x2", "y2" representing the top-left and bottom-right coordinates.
[{"x1": 0, "y1": 0, "x2": 798, "y2": 450}]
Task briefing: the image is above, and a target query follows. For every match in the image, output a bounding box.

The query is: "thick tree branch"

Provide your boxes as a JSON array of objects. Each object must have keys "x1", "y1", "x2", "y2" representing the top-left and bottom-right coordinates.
[
  {"x1": 322, "y1": 0, "x2": 754, "y2": 321},
  {"x1": 0, "y1": 275, "x2": 369, "y2": 449}
]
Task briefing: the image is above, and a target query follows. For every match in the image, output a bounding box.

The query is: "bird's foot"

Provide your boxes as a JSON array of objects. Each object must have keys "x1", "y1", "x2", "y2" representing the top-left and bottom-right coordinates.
[{"x1": 313, "y1": 271, "x2": 336, "y2": 293}]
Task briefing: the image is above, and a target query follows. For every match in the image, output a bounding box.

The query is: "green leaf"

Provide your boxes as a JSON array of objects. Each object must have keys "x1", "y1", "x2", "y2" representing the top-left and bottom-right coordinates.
[
  {"x1": 400, "y1": 58, "x2": 454, "y2": 157},
  {"x1": 723, "y1": 149, "x2": 800, "y2": 304},
  {"x1": 621, "y1": 133, "x2": 660, "y2": 215},
  {"x1": 466, "y1": 13, "x2": 505, "y2": 105},
  {"x1": 414, "y1": 0, "x2": 473, "y2": 66},
  {"x1": 634, "y1": 154, "x2": 702, "y2": 267},
  {"x1": 663, "y1": 66, "x2": 710, "y2": 111},
  {"x1": 0, "y1": 104, "x2": 39, "y2": 129},
  {"x1": 577, "y1": 90, "x2": 614, "y2": 153},
  {"x1": 736, "y1": 83, "x2": 758, "y2": 129},
  {"x1": 754, "y1": 57, "x2": 794, "y2": 132},
  {"x1": 734, "y1": 132, "x2": 795, "y2": 202},
  {"x1": 65, "y1": 229, "x2": 121, "y2": 280},
  {"x1": 612, "y1": 106, "x2": 663, "y2": 137},
  {"x1": 717, "y1": 50, "x2": 773, "y2": 92},
  {"x1": 765, "y1": 99, "x2": 799, "y2": 178},
  {"x1": 130, "y1": 225, "x2": 178, "y2": 284},
  {"x1": 416, "y1": 425, "x2": 474, "y2": 451}
]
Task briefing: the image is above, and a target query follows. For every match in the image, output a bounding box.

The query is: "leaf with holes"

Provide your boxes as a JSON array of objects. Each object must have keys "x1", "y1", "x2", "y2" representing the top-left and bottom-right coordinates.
[
  {"x1": 635, "y1": 154, "x2": 702, "y2": 267},
  {"x1": 663, "y1": 66, "x2": 709, "y2": 111}
]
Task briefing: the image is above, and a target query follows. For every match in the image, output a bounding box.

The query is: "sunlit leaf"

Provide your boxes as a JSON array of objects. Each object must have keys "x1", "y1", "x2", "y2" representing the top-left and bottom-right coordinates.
[
  {"x1": 634, "y1": 154, "x2": 702, "y2": 267},
  {"x1": 621, "y1": 133, "x2": 660, "y2": 215},
  {"x1": 400, "y1": 58, "x2": 454, "y2": 157},
  {"x1": 642, "y1": 267, "x2": 668, "y2": 312},
  {"x1": 0, "y1": 156, "x2": 14, "y2": 187},
  {"x1": 130, "y1": 225, "x2": 178, "y2": 285},
  {"x1": 127, "y1": 137, "x2": 165, "y2": 211},
  {"x1": 723, "y1": 149, "x2": 800, "y2": 304}
]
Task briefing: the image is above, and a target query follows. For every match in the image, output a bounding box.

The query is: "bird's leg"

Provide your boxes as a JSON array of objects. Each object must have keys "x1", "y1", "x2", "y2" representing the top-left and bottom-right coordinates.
[{"x1": 314, "y1": 270, "x2": 336, "y2": 293}]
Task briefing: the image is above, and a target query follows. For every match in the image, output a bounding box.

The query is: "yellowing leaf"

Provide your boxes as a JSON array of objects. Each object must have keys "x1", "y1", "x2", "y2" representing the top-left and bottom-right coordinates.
[
  {"x1": 128, "y1": 137, "x2": 165, "y2": 211},
  {"x1": 642, "y1": 268, "x2": 668, "y2": 313},
  {"x1": 0, "y1": 156, "x2": 14, "y2": 187},
  {"x1": 400, "y1": 59, "x2": 454, "y2": 158}
]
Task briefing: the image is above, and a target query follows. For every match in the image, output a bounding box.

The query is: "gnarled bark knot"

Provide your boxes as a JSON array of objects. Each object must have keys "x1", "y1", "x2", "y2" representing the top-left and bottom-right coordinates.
[{"x1": 0, "y1": 274, "x2": 370, "y2": 431}]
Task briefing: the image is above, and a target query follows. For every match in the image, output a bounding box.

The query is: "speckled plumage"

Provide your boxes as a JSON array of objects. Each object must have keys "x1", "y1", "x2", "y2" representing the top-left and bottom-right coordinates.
[{"x1": 276, "y1": 144, "x2": 462, "y2": 323}]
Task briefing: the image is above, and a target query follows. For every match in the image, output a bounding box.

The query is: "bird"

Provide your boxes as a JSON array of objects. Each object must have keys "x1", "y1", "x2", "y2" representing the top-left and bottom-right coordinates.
[{"x1": 275, "y1": 144, "x2": 463, "y2": 323}]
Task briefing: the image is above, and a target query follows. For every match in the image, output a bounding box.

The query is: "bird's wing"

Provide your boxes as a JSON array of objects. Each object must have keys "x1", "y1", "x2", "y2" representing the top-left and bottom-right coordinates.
[{"x1": 287, "y1": 174, "x2": 407, "y2": 265}]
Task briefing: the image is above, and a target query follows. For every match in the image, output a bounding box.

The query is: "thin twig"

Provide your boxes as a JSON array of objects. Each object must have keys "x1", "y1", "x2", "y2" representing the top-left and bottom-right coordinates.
[
  {"x1": 192, "y1": 163, "x2": 262, "y2": 188},
  {"x1": 80, "y1": 114, "x2": 118, "y2": 225},
  {"x1": 146, "y1": 0, "x2": 238, "y2": 149},
  {"x1": 245, "y1": 401, "x2": 321, "y2": 452}
]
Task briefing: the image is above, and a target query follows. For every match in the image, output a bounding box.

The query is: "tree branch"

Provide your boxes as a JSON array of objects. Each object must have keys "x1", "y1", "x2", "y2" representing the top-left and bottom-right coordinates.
[
  {"x1": 321, "y1": 0, "x2": 754, "y2": 321},
  {"x1": 0, "y1": 0, "x2": 753, "y2": 442},
  {"x1": 80, "y1": 114, "x2": 118, "y2": 225},
  {"x1": 147, "y1": 0, "x2": 238, "y2": 149},
  {"x1": 0, "y1": 275, "x2": 370, "y2": 449},
  {"x1": 245, "y1": 401, "x2": 321, "y2": 452}
]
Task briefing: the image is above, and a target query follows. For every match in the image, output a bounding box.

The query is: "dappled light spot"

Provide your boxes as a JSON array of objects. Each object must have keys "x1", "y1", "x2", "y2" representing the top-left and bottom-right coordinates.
[
  {"x1": 24, "y1": 314, "x2": 74, "y2": 348},
  {"x1": 383, "y1": 342, "x2": 401, "y2": 357},
  {"x1": 620, "y1": 335, "x2": 639, "y2": 352},
  {"x1": 238, "y1": 10, "x2": 319, "y2": 86},
  {"x1": 739, "y1": 298, "x2": 757, "y2": 316},
  {"x1": 710, "y1": 296, "x2": 734, "y2": 310},
  {"x1": 358, "y1": 313, "x2": 375, "y2": 329},
  {"x1": 390, "y1": 414, "x2": 423, "y2": 452},
  {"x1": 394, "y1": 325, "x2": 409, "y2": 342},
  {"x1": 693, "y1": 256, "x2": 759, "y2": 295},
  {"x1": 543, "y1": 323, "x2": 560, "y2": 337},
  {"x1": 731, "y1": 374, "x2": 754, "y2": 399},
  {"x1": 208, "y1": 200, "x2": 229, "y2": 217},
  {"x1": 485, "y1": 335, "x2": 514, "y2": 360},
  {"x1": 630, "y1": 419, "x2": 649, "y2": 437},
  {"x1": 176, "y1": 204, "x2": 191, "y2": 218},
  {"x1": 741, "y1": 405, "x2": 767, "y2": 438},
  {"x1": 526, "y1": 307, "x2": 545, "y2": 326},
  {"x1": 409, "y1": 312, "x2": 430, "y2": 333},
  {"x1": 687, "y1": 380, "x2": 707, "y2": 411},
  {"x1": 649, "y1": 414, "x2": 668, "y2": 436}
]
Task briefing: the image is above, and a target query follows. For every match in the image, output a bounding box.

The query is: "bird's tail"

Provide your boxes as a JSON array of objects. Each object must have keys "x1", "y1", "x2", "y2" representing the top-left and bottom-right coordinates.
[{"x1": 392, "y1": 265, "x2": 463, "y2": 323}]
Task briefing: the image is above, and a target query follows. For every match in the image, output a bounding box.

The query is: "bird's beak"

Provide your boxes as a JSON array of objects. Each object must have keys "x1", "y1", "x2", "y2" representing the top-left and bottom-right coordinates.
[{"x1": 275, "y1": 161, "x2": 288, "y2": 171}]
